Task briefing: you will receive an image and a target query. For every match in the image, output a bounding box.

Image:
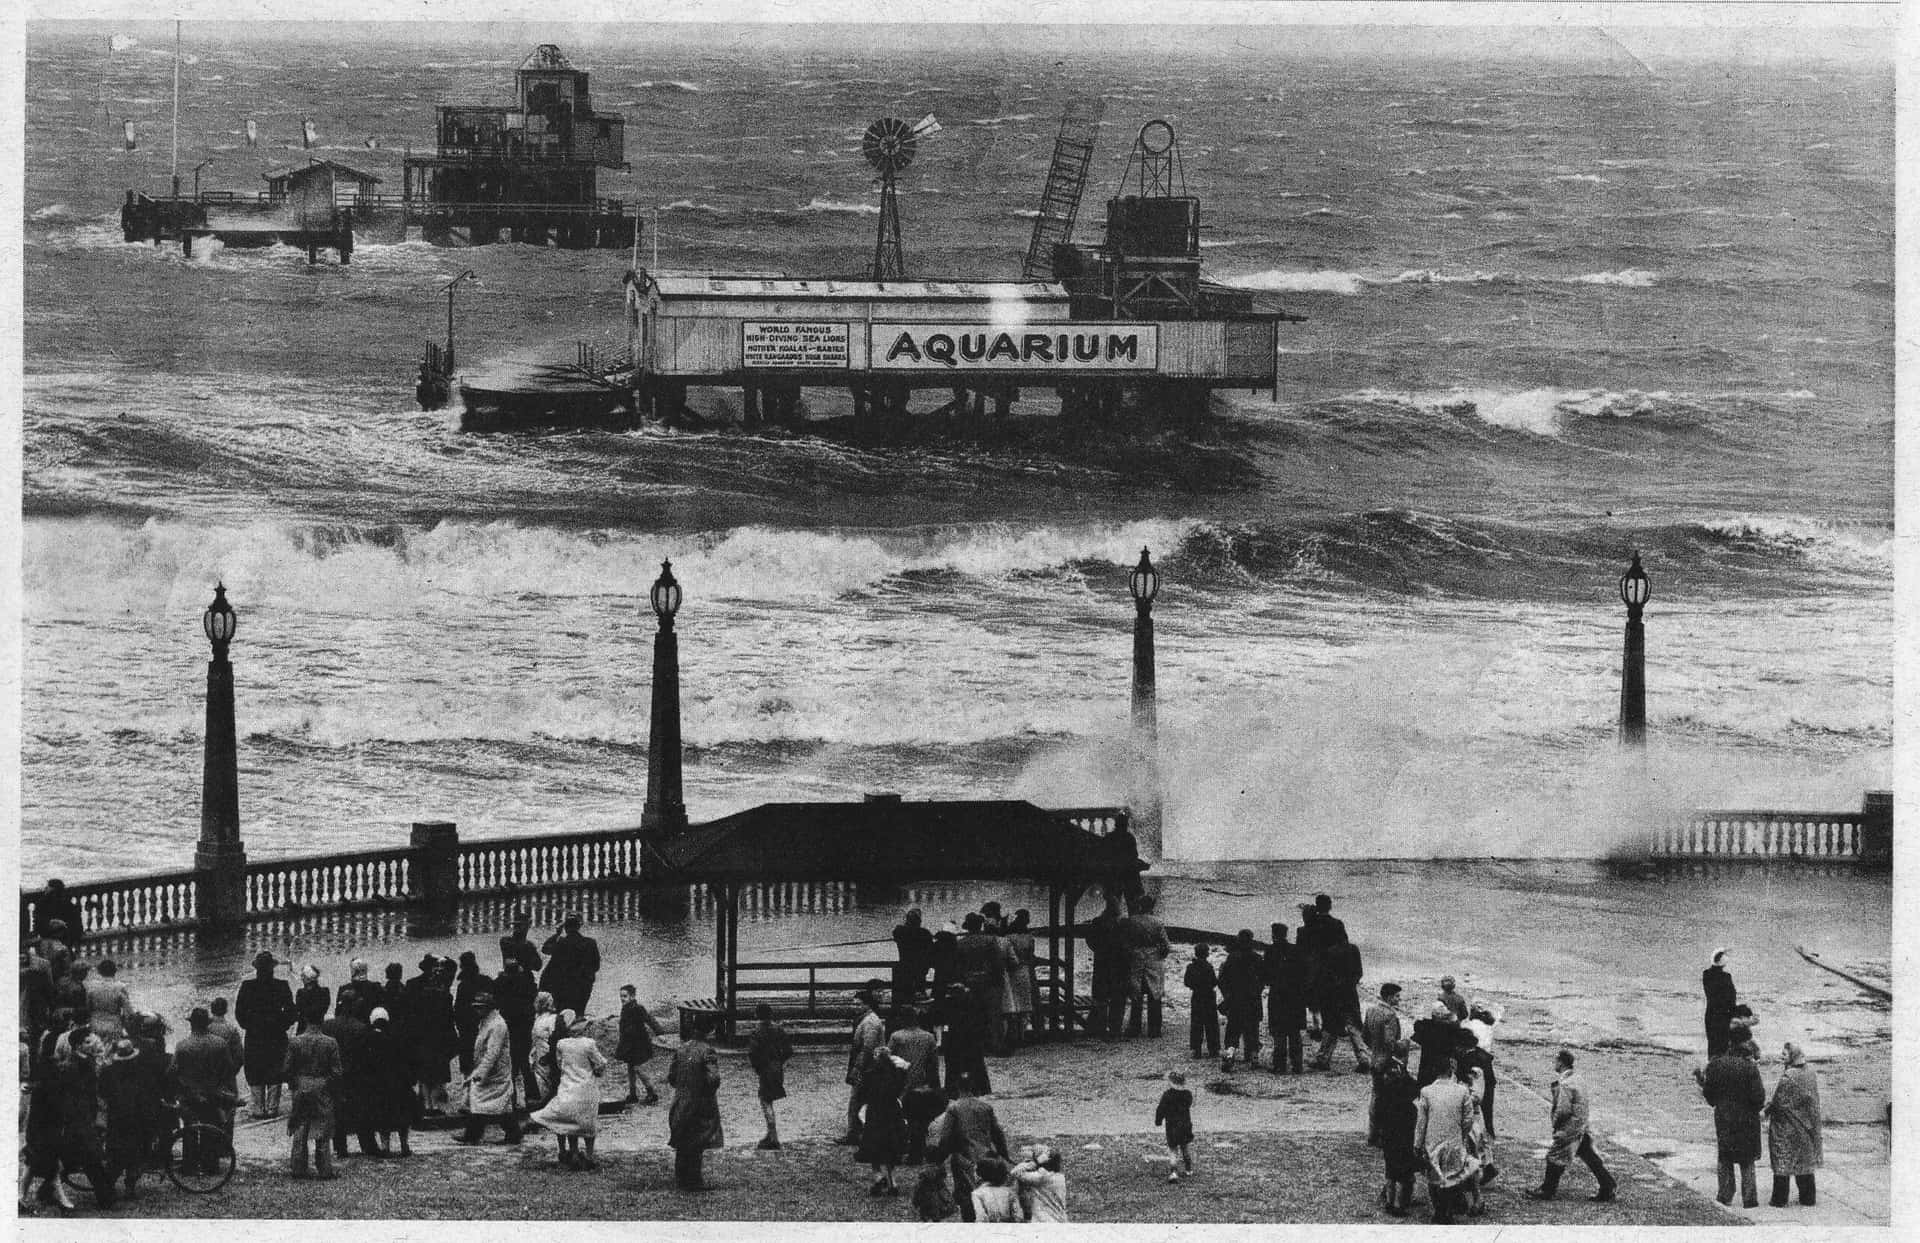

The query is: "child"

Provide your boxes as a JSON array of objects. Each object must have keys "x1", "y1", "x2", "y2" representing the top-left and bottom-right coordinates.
[
  {"x1": 1183, "y1": 943, "x2": 1220, "y2": 1059},
  {"x1": 912, "y1": 1161, "x2": 957, "y2": 1221},
  {"x1": 1155, "y1": 1069, "x2": 1195, "y2": 1182},
  {"x1": 614, "y1": 985, "x2": 664, "y2": 1105},
  {"x1": 745, "y1": 1003, "x2": 794, "y2": 1150},
  {"x1": 969, "y1": 1157, "x2": 1027, "y2": 1222}
]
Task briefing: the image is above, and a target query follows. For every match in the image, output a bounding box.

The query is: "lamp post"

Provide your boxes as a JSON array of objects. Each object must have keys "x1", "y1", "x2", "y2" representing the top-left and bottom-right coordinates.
[
  {"x1": 1129, "y1": 547, "x2": 1162, "y2": 862},
  {"x1": 194, "y1": 583, "x2": 249, "y2": 927},
  {"x1": 641, "y1": 558, "x2": 688, "y2": 836},
  {"x1": 442, "y1": 269, "x2": 476, "y2": 375},
  {"x1": 1618, "y1": 552, "x2": 1651, "y2": 747}
]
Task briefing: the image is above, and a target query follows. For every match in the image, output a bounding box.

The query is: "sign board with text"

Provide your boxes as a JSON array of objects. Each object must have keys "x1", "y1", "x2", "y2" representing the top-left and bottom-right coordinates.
[
  {"x1": 868, "y1": 323, "x2": 1159, "y2": 372},
  {"x1": 741, "y1": 321, "x2": 851, "y2": 369}
]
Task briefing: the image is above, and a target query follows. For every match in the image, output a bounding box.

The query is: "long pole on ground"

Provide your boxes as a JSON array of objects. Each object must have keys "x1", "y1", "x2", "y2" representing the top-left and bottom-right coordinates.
[
  {"x1": 642, "y1": 559, "x2": 688, "y2": 835},
  {"x1": 195, "y1": 584, "x2": 248, "y2": 927},
  {"x1": 170, "y1": 21, "x2": 181, "y2": 198}
]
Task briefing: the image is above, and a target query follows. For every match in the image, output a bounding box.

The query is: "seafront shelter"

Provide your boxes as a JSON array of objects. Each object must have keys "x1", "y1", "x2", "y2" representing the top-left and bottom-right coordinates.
[{"x1": 648, "y1": 797, "x2": 1140, "y2": 1040}]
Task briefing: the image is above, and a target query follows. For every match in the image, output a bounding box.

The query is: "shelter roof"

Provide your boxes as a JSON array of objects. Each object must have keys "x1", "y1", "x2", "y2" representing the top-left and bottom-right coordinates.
[
  {"x1": 262, "y1": 159, "x2": 383, "y2": 185},
  {"x1": 650, "y1": 799, "x2": 1135, "y2": 885},
  {"x1": 647, "y1": 275, "x2": 1069, "y2": 303}
]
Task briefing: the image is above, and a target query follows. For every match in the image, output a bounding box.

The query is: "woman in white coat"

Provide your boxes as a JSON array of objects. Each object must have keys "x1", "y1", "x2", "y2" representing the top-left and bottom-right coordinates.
[{"x1": 530, "y1": 1011, "x2": 610, "y2": 1169}]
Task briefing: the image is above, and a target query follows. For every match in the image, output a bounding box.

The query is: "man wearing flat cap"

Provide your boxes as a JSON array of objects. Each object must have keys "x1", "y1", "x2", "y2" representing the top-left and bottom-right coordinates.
[{"x1": 540, "y1": 913, "x2": 602, "y2": 1017}]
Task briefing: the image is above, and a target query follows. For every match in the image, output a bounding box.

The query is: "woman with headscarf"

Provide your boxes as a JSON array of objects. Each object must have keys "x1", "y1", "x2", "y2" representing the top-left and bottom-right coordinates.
[
  {"x1": 1764, "y1": 1042, "x2": 1822, "y2": 1207},
  {"x1": 295, "y1": 964, "x2": 330, "y2": 1026},
  {"x1": 236, "y1": 952, "x2": 295, "y2": 1119},
  {"x1": 1702, "y1": 949, "x2": 1738, "y2": 1058},
  {"x1": 531, "y1": 1010, "x2": 610, "y2": 1169},
  {"x1": 363, "y1": 1007, "x2": 415, "y2": 1157},
  {"x1": 1695, "y1": 1021, "x2": 1765, "y2": 1207},
  {"x1": 530, "y1": 992, "x2": 560, "y2": 1101}
]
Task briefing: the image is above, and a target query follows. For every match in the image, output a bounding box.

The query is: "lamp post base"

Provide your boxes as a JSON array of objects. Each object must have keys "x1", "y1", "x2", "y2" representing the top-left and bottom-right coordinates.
[{"x1": 194, "y1": 839, "x2": 249, "y2": 928}]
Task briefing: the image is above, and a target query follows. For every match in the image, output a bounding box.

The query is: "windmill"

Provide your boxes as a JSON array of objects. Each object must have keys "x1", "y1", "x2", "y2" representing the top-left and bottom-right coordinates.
[{"x1": 861, "y1": 114, "x2": 939, "y2": 281}]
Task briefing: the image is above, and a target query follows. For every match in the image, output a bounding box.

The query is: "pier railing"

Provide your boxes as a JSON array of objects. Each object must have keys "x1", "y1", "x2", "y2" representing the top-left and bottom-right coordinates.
[
  {"x1": 1650, "y1": 811, "x2": 1869, "y2": 863},
  {"x1": 23, "y1": 795, "x2": 1884, "y2": 943}
]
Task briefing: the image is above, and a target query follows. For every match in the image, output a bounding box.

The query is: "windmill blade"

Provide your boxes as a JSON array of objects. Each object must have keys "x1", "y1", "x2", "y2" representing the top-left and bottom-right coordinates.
[{"x1": 910, "y1": 113, "x2": 941, "y2": 137}]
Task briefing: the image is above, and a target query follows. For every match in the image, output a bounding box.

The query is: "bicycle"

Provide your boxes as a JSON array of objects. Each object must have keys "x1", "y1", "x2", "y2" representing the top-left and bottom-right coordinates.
[{"x1": 62, "y1": 1118, "x2": 236, "y2": 1195}]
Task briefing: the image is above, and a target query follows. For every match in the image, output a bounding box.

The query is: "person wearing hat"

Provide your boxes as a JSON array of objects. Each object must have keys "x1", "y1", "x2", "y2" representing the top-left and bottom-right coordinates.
[
  {"x1": 454, "y1": 992, "x2": 522, "y2": 1145},
  {"x1": 282, "y1": 994, "x2": 344, "y2": 1179},
  {"x1": 500, "y1": 909, "x2": 544, "y2": 977},
  {"x1": 98, "y1": 1037, "x2": 158, "y2": 1199},
  {"x1": 1703, "y1": 948, "x2": 1739, "y2": 1058},
  {"x1": 891, "y1": 908, "x2": 934, "y2": 1010},
  {"x1": 236, "y1": 951, "x2": 296, "y2": 1119},
  {"x1": 840, "y1": 988, "x2": 888, "y2": 1144},
  {"x1": 1694, "y1": 1022, "x2": 1764, "y2": 1207},
  {"x1": 667, "y1": 1012, "x2": 724, "y2": 1190},
  {"x1": 173, "y1": 1006, "x2": 240, "y2": 1153},
  {"x1": 403, "y1": 955, "x2": 458, "y2": 1116},
  {"x1": 539, "y1": 912, "x2": 602, "y2": 1017}
]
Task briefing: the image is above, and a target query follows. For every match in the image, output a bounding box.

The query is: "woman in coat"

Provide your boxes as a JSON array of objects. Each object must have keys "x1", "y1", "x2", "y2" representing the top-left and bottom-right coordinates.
[
  {"x1": 294, "y1": 964, "x2": 331, "y2": 1027},
  {"x1": 1764, "y1": 1042, "x2": 1823, "y2": 1207},
  {"x1": 1695, "y1": 1023, "x2": 1766, "y2": 1207},
  {"x1": 235, "y1": 952, "x2": 295, "y2": 1119},
  {"x1": 1702, "y1": 949, "x2": 1738, "y2": 1057},
  {"x1": 530, "y1": 1011, "x2": 610, "y2": 1169},
  {"x1": 362, "y1": 1008, "x2": 415, "y2": 1157},
  {"x1": 856, "y1": 1047, "x2": 910, "y2": 1196},
  {"x1": 1003, "y1": 912, "x2": 1037, "y2": 1049},
  {"x1": 1414, "y1": 1061, "x2": 1483, "y2": 1223},
  {"x1": 667, "y1": 1016, "x2": 723, "y2": 1190}
]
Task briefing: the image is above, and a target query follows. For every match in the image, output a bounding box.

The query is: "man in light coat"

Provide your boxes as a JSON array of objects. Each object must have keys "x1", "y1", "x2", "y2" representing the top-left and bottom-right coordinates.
[
  {"x1": 1523, "y1": 1049, "x2": 1617, "y2": 1202},
  {"x1": 454, "y1": 993, "x2": 522, "y2": 1144}
]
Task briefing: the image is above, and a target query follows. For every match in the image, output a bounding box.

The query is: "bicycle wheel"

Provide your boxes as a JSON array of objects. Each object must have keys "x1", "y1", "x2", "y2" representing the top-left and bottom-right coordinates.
[{"x1": 166, "y1": 1123, "x2": 236, "y2": 1193}]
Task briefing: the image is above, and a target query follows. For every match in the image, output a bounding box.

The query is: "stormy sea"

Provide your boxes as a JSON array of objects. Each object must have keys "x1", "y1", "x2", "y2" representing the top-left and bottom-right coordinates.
[{"x1": 17, "y1": 24, "x2": 1894, "y2": 1190}]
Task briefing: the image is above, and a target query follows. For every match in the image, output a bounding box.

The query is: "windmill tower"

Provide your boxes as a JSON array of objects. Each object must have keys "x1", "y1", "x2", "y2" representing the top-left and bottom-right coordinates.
[{"x1": 861, "y1": 115, "x2": 938, "y2": 281}]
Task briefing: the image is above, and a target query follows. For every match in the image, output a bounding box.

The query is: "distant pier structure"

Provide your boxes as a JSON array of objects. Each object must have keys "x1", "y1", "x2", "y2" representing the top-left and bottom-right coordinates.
[
  {"x1": 401, "y1": 44, "x2": 637, "y2": 250},
  {"x1": 120, "y1": 44, "x2": 636, "y2": 258}
]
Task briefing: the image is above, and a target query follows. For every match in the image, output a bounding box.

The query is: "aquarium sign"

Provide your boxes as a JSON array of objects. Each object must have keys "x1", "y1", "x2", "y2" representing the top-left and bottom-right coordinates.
[
  {"x1": 869, "y1": 323, "x2": 1159, "y2": 371},
  {"x1": 742, "y1": 321, "x2": 851, "y2": 369}
]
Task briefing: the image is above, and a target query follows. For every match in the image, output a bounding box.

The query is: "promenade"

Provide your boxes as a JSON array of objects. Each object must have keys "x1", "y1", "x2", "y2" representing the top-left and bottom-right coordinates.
[{"x1": 20, "y1": 989, "x2": 1888, "y2": 1225}]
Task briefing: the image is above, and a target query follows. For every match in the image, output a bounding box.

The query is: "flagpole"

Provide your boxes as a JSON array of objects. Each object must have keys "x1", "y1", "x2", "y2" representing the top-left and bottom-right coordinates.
[{"x1": 171, "y1": 21, "x2": 181, "y2": 197}]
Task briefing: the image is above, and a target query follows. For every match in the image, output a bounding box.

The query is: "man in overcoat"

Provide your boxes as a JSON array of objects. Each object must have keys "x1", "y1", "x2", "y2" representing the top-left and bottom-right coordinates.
[
  {"x1": 667, "y1": 1015, "x2": 723, "y2": 1190},
  {"x1": 1694, "y1": 1024, "x2": 1765, "y2": 1207},
  {"x1": 454, "y1": 993, "x2": 522, "y2": 1145},
  {"x1": 539, "y1": 913, "x2": 602, "y2": 1016}
]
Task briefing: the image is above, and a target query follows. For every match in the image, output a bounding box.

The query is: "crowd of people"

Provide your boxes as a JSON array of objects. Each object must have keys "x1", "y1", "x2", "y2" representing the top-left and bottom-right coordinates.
[
  {"x1": 18, "y1": 905, "x2": 655, "y2": 1210},
  {"x1": 17, "y1": 881, "x2": 1835, "y2": 1222}
]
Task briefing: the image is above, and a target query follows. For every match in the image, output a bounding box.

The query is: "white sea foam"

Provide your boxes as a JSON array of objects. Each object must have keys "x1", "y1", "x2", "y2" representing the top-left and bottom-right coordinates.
[
  {"x1": 30, "y1": 203, "x2": 73, "y2": 220},
  {"x1": 799, "y1": 198, "x2": 880, "y2": 216},
  {"x1": 968, "y1": 114, "x2": 1037, "y2": 126},
  {"x1": 635, "y1": 80, "x2": 702, "y2": 92},
  {"x1": 1552, "y1": 173, "x2": 1607, "y2": 183},
  {"x1": 1219, "y1": 270, "x2": 1367, "y2": 295},
  {"x1": 1566, "y1": 269, "x2": 1660, "y2": 287}
]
